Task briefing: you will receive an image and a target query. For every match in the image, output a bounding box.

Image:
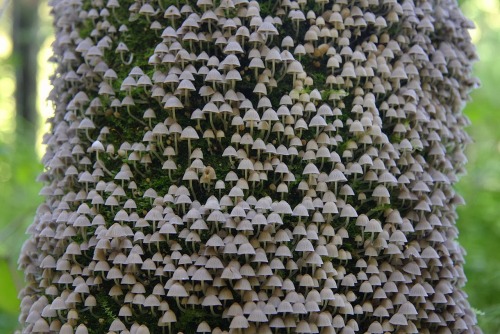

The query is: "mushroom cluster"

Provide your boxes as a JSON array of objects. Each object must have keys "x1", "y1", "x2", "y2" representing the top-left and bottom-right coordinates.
[{"x1": 19, "y1": 0, "x2": 480, "y2": 333}]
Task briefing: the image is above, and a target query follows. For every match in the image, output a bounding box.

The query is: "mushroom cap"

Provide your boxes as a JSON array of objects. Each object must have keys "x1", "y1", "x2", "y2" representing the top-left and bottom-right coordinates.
[{"x1": 167, "y1": 283, "x2": 189, "y2": 297}]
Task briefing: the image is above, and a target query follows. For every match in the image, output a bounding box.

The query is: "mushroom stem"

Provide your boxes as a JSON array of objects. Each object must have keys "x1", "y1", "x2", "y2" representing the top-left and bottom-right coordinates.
[
  {"x1": 96, "y1": 159, "x2": 114, "y2": 176},
  {"x1": 127, "y1": 105, "x2": 147, "y2": 126},
  {"x1": 120, "y1": 51, "x2": 134, "y2": 65},
  {"x1": 54, "y1": 310, "x2": 66, "y2": 325},
  {"x1": 174, "y1": 134, "x2": 178, "y2": 152},
  {"x1": 175, "y1": 297, "x2": 186, "y2": 312},
  {"x1": 209, "y1": 112, "x2": 216, "y2": 133},
  {"x1": 189, "y1": 180, "x2": 197, "y2": 201},
  {"x1": 84, "y1": 129, "x2": 93, "y2": 142},
  {"x1": 133, "y1": 160, "x2": 146, "y2": 178}
]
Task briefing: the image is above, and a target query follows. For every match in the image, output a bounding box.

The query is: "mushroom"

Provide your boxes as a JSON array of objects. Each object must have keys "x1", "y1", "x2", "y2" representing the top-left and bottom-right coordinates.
[
  {"x1": 164, "y1": 96, "x2": 183, "y2": 122},
  {"x1": 180, "y1": 126, "x2": 199, "y2": 158}
]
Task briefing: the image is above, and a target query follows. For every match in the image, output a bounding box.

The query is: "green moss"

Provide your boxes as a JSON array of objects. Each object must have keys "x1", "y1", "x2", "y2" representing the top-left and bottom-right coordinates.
[
  {"x1": 63, "y1": 0, "x2": 433, "y2": 332},
  {"x1": 79, "y1": 291, "x2": 120, "y2": 334},
  {"x1": 175, "y1": 308, "x2": 227, "y2": 333},
  {"x1": 79, "y1": 20, "x2": 94, "y2": 40}
]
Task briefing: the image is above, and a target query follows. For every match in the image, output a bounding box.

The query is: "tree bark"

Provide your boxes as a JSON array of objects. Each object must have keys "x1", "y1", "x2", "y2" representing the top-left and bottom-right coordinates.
[{"x1": 18, "y1": 0, "x2": 481, "y2": 333}]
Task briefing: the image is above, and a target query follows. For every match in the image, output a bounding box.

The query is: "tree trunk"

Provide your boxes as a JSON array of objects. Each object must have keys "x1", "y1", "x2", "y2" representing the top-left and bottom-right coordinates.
[
  {"x1": 18, "y1": 0, "x2": 480, "y2": 333},
  {"x1": 13, "y1": 0, "x2": 40, "y2": 144}
]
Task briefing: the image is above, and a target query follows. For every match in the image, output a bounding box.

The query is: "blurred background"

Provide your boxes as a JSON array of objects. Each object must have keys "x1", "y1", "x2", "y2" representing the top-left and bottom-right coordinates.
[{"x1": 0, "y1": 0, "x2": 499, "y2": 333}]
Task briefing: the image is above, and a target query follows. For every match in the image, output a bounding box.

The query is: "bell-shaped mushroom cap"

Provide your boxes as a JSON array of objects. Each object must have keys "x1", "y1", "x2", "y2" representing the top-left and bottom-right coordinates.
[
  {"x1": 303, "y1": 163, "x2": 320, "y2": 175},
  {"x1": 227, "y1": 302, "x2": 244, "y2": 317},
  {"x1": 329, "y1": 169, "x2": 347, "y2": 182},
  {"x1": 340, "y1": 204, "x2": 358, "y2": 218},
  {"x1": 287, "y1": 60, "x2": 304, "y2": 75},
  {"x1": 167, "y1": 283, "x2": 189, "y2": 297},
  {"x1": 389, "y1": 313, "x2": 408, "y2": 326},
  {"x1": 295, "y1": 320, "x2": 311, "y2": 333},
  {"x1": 160, "y1": 309, "x2": 177, "y2": 323},
  {"x1": 75, "y1": 324, "x2": 89, "y2": 334},
  {"x1": 136, "y1": 325, "x2": 150, "y2": 334},
  {"x1": 366, "y1": 321, "x2": 384, "y2": 334},
  {"x1": 180, "y1": 126, "x2": 199, "y2": 140},
  {"x1": 109, "y1": 319, "x2": 126, "y2": 332},
  {"x1": 296, "y1": 238, "x2": 314, "y2": 252},
  {"x1": 248, "y1": 307, "x2": 268, "y2": 323},
  {"x1": 365, "y1": 219, "x2": 383, "y2": 233},
  {"x1": 230, "y1": 315, "x2": 249, "y2": 329},
  {"x1": 32, "y1": 318, "x2": 50, "y2": 333},
  {"x1": 202, "y1": 295, "x2": 221, "y2": 307},
  {"x1": 50, "y1": 297, "x2": 67, "y2": 311},
  {"x1": 196, "y1": 322, "x2": 211, "y2": 333}
]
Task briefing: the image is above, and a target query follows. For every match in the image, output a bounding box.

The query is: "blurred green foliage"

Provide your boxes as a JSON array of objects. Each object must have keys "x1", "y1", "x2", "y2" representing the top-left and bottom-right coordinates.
[
  {"x1": 455, "y1": 0, "x2": 500, "y2": 333},
  {"x1": 0, "y1": 0, "x2": 499, "y2": 333},
  {"x1": 457, "y1": 0, "x2": 500, "y2": 334},
  {"x1": 0, "y1": 1, "x2": 47, "y2": 332},
  {"x1": 0, "y1": 136, "x2": 42, "y2": 334}
]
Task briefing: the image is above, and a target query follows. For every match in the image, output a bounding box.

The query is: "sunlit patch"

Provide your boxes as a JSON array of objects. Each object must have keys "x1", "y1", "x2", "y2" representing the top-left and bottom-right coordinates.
[
  {"x1": 468, "y1": 23, "x2": 481, "y2": 44},
  {"x1": 477, "y1": 0, "x2": 500, "y2": 14},
  {"x1": 36, "y1": 36, "x2": 56, "y2": 157},
  {"x1": 0, "y1": 77, "x2": 14, "y2": 136},
  {"x1": 0, "y1": 32, "x2": 12, "y2": 58}
]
